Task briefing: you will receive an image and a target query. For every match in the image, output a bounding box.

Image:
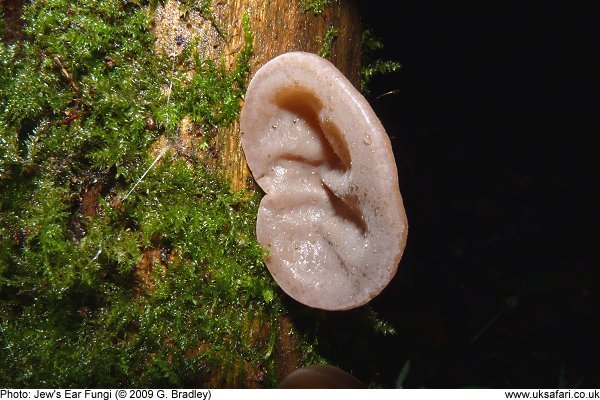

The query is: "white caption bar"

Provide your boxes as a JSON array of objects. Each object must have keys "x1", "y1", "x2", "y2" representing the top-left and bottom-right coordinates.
[{"x1": 1, "y1": 389, "x2": 599, "y2": 400}]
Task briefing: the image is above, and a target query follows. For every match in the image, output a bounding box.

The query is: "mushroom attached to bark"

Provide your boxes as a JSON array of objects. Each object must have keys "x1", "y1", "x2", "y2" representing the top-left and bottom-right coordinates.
[
  {"x1": 278, "y1": 365, "x2": 366, "y2": 389},
  {"x1": 240, "y1": 52, "x2": 408, "y2": 310}
]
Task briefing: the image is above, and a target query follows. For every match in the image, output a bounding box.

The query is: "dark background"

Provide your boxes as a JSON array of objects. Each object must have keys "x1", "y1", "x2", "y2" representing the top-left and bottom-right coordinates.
[{"x1": 351, "y1": 0, "x2": 598, "y2": 388}]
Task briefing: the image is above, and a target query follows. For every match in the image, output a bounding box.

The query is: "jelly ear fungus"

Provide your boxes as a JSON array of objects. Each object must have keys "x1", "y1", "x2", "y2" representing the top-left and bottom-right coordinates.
[{"x1": 240, "y1": 52, "x2": 408, "y2": 310}]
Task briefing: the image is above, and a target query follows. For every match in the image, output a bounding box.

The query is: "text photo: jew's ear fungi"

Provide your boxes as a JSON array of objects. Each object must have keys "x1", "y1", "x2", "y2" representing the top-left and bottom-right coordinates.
[{"x1": 240, "y1": 52, "x2": 407, "y2": 310}]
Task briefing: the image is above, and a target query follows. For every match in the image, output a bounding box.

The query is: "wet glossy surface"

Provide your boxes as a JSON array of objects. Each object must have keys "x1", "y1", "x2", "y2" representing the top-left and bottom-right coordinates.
[{"x1": 241, "y1": 52, "x2": 407, "y2": 310}]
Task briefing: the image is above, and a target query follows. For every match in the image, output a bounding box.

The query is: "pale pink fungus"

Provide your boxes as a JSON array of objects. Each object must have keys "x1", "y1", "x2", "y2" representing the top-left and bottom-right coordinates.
[{"x1": 240, "y1": 52, "x2": 408, "y2": 310}]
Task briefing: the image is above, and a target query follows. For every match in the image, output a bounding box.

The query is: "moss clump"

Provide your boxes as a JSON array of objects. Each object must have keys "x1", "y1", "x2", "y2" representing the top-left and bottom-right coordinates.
[
  {"x1": 318, "y1": 25, "x2": 338, "y2": 58},
  {"x1": 0, "y1": 157, "x2": 282, "y2": 387},
  {"x1": 0, "y1": 0, "x2": 321, "y2": 387},
  {"x1": 1, "y1": 0, "x2": 401, "y2": 388},
  {"x1": 360, "y1": 28, "x2": 402, "y2": 95},
  {"x1": 300, "y1": 0, "x2": 335, "y2": 15}
]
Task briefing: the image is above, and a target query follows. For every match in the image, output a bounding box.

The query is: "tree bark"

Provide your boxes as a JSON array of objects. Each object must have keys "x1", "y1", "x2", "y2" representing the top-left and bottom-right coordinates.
[
  {"x1": 0, "y1": 0, "x2": 27, "y2": 43},
  {"x1": 155, "y1": 0, "x2": 362, "y2": 190},
  {"x1": 152, "y1": 0, "x2": 364, "y2": 383},
  {"x1": 1, "y1": 0, "x2": 365, "y2": 387}
]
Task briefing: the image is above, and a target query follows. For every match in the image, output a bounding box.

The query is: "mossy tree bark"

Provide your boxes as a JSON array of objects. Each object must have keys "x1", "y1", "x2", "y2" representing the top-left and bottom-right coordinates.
[
  {"x1": 0, "y1": 0, "x2": 369, "y2": 387},
  {"x1": 155, "y1": 0, "x2": 362, "y2": 190},
  {"x1": 151, "y1": 0, "x2": 364, "y2": 385}
]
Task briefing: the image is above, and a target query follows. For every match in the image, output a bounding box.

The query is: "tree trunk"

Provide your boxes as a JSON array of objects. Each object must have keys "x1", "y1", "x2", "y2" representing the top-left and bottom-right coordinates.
[
  {"x1": 154, "y1": 0, "x2": 362, "y2": 190},
  {"x1": 153, "y1": 0, "x2": 364, "y2": 383},
  {"x1": 0, "y1": 0, "x2": 366, "y2": 387}
]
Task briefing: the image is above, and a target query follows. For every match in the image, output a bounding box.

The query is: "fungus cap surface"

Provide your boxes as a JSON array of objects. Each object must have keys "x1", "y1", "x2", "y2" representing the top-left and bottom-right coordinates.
[{"x1": 240, "y1": 52, "x2": 408, "y2": 310}]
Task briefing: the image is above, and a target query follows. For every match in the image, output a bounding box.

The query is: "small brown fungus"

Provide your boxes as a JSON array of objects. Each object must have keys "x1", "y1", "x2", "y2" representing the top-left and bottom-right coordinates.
[
  {"x1": 278, "y1": 364, "x2": 366, "y2": 389},
  {"x1": 240, "y1": 52, "x2": 408, "y2": 310}
]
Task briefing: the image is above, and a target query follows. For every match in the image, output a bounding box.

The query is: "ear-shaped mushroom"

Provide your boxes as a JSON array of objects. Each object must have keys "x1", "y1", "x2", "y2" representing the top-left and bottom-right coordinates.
[{"x1": 240, "y1": 52, "x2": 408, "y2": 310}]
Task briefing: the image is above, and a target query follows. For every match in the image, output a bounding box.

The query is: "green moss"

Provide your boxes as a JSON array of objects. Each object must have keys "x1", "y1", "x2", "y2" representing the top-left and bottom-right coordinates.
[
  {"x1": 318, "y1": 25, "x2": 338, "y2": 58},
  {"x1": 301, "y1": 0, "x2": 335, "y2": 15},
  {"x1": 360, "y1": 28, "x2": 402, "y2": 95},
  {"x1": 1, "y1": 0, "x2": 395, "y2": 388},
  {"x1": 0, "y1": 0, "x2": 297, "y2": 387}
]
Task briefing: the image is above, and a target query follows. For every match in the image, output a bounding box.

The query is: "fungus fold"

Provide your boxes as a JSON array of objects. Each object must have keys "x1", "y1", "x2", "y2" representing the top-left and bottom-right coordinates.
[{"x1": 240, "y1": 52, "x2": 408, "y2": 310}]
